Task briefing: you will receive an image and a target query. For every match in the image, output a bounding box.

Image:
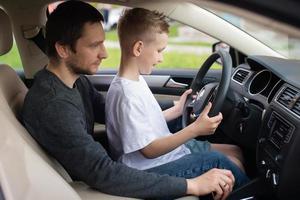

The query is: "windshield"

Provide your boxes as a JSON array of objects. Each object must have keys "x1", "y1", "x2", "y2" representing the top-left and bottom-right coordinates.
[{"x1": 210, "y1": 11, "x2": 300, "y2": 59}]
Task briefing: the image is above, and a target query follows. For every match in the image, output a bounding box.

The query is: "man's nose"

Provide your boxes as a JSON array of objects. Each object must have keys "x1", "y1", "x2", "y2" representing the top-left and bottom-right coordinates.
[{"x1": 99, "y1": 45, "x2": 108, "y2": 59}]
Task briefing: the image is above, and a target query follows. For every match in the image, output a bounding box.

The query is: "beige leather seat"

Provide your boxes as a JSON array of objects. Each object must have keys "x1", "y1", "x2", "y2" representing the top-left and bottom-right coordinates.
[
  {"x1": 0, "y1": 7, "x2": 196, "y2": 200},
  {"x1": 0, "y1": 7, "x2": 80, "y2": 198}
]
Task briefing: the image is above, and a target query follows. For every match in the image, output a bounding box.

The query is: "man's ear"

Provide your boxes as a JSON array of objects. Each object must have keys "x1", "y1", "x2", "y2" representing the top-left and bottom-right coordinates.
[
  {"x1": 132, "y1": 41, "x2": 143, "y2": 57},
  {"x1": 55, "y1": 42, "x2": 71, "y2": 59}
]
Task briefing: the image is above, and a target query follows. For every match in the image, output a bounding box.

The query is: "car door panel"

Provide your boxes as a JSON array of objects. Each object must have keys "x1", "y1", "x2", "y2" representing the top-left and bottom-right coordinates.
[
  {"x1": 19, "y1": 68, "x2": 221, "y2": 109},
  {"x1": 88, "y1": 69, "x2": 222, "y2": 109}
]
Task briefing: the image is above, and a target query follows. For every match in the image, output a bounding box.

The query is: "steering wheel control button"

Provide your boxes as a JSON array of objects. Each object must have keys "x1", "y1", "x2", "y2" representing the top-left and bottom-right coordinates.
[
  {"x1": 258, "y1": 138, "x2": 266, "y2": 144},
  {"x1": 266, "y1": 169, "x2": 271, "y2": 179},
  {"x1": 272, "y1": 173, "x2": 279, "y2": 186},
  {"x1": 275, "y1": 155, "x2": 283, "y2": 163},
  {"x1": 239, "y1": 122, "x2": 244, "y2": 134}
]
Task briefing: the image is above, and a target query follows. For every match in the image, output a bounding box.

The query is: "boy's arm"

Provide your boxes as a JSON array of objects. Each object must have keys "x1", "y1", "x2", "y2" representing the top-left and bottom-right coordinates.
[
  {"x1": 163, "y1": 103, "x2": 182, "y2": 122},
  {"x1": 163, "y1": 89, "x2": 192, "y2": 122},
  {"x1": 140, "y1": 122, "x2": 197, "y2": 158},
  {"x1": 141, "y1": 102, "x2": 223, "y2": 159}
]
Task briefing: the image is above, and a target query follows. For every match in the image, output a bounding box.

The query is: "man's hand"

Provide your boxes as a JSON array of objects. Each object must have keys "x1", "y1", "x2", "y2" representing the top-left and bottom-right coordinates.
[
  {"x1": 186, "y1": 168, "x2": 235, "y2": 200},
  {"x1": 190, "y1": 102, "x2": 223, "y2": 137}
]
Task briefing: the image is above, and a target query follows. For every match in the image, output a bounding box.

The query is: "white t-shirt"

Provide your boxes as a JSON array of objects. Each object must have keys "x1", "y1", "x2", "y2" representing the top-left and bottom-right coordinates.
[{"x1": 105, "y1": 75, "x2": 191, "y2": 170}]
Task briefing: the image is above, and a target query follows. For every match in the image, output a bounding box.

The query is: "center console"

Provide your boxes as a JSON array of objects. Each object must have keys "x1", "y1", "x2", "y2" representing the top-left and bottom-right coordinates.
[
  {"x1": 267, "y1": 112, "x2": 294, "y2": 150},
  {"x1": 257, "y1": 111, "x2": 295, "y2": 187},
  {"x1": 255, "y1": 101, "x2": 300, "y2": 200},
  {"x1": 228, "y1": 82, "x2": 300, "y2": 199},
  {"x1": 229, "y1": 108, "x2": 298, "y2": 200}
]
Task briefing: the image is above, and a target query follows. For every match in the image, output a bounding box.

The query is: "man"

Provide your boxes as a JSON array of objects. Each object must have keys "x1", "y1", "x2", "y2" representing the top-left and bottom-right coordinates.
[{"x1": 22, "y1": 1, "x2": 237, "y2": 199}]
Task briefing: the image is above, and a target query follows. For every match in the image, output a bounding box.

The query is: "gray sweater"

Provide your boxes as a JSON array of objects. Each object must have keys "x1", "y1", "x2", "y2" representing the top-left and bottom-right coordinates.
[{"x1": 22, "y1": 69, "x2": 186, "y2": 199}]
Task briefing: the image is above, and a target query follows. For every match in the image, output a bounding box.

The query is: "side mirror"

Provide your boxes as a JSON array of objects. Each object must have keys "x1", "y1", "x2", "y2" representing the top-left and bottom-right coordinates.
[{"x1": 212, "y1": 42, "x2": 230, "y2": 64}]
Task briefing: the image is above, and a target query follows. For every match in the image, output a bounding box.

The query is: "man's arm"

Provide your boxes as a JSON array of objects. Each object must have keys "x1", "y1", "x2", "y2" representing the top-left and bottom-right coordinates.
[{"x1": 39, "y1": 100, "x2": 187, "y2": 198}]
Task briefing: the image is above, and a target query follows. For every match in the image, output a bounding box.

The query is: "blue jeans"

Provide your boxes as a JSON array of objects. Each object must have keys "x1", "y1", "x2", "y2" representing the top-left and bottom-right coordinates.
[
  {"x1": 146, "y1": 151, "x2": 249, "y2": 189},
  {"x1": 185, "y1": 138, "x2": 211, "y2": 153}
]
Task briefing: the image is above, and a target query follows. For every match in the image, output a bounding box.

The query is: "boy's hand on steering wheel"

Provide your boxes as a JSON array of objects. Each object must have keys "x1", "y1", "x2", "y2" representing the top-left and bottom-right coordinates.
[{"x1": 173, "y1": 89, "x2": 193, "y2": 116}]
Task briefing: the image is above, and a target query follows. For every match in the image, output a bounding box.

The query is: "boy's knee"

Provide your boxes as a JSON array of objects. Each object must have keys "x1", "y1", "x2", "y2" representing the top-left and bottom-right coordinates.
[
  {"x1": 208, "y1": 151, "x2": 231, "y2": 164},
  {"x1": 206, "y1": 151, "x2": 228, "y2": 164},
  {"x1": 210, "y1": 150, "x2": 227, "y2": 159}
]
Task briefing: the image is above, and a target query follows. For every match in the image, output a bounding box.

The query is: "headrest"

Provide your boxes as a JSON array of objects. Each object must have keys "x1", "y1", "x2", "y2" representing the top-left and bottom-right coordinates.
[{"x1": 0, "y1": 8, "x2": 13, "y2": 56}]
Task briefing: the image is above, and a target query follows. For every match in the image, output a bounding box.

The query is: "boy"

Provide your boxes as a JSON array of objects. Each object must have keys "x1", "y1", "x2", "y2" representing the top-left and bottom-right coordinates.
[{"x1": 105, "y1": 7, "x2": 248, "y2": 190}]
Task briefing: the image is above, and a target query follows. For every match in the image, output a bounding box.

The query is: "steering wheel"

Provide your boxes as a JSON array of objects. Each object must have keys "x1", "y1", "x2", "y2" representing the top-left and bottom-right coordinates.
[{"x1": 182, "y1": 50, "x2": 232, "y2": 127}]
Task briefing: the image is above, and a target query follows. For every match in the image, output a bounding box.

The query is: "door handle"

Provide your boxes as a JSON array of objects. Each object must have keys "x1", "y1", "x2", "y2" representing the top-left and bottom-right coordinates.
[{"x1": 165, "y1": 78, "x2": 188, "y2": 88}]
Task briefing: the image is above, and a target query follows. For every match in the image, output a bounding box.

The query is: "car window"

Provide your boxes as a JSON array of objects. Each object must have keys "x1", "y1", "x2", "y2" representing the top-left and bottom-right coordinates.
[
  {"x1": 209, "y1": 9, "x2": 300, "y2": 59},
  {"x1": 101, "y1": 5, "x2": 222, "y2": 70},
  {"x1": 157, "y1": 21, "x2": 221, "y2": 70},
  {"x1": 46, "y1": 2, "x2": 221, "y2": 71},
  {"x1": 102, "y1": 19, "x2": 221, "y2": 70},
  {"x1": 1, "y1": 2, "x2": 222, "y2": 71},
  {"x1": 0, "y1": 38, "x2": 22, "y2": 69}
]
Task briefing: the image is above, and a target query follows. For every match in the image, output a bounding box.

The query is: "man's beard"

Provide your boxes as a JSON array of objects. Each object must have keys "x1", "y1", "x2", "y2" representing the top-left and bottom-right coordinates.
[{"x1": 66, "y1": 59, "x2": 93, "y2": 75}]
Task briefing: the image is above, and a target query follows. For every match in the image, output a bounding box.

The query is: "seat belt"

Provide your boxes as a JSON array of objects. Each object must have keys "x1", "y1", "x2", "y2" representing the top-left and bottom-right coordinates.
[{"x1": 23, "y1": 26, "x2": 46, "y2": 54}]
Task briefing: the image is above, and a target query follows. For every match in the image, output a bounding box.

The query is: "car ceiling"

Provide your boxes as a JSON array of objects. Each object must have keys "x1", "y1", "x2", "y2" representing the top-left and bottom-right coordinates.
[
  {"x1": 1, "y1": 0, "x2": 299, "y2": 38},
  {"x1": 216, "y1": 0, "x2": 300, "y2": 30},
  {"x1": 192, "y1": 0, "x2": 300, "y2": 38},
  {"x1": 2, "y1": 0, "x2": 300, "y2": 27}
]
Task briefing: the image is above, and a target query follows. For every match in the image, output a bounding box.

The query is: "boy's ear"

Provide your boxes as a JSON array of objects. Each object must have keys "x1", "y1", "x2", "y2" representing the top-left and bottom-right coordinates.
[
  {"x1": 55, "y1": 42, "x2": 71, "y2": 59},
  {"x1": 132, "y1": 41, "x2": 143, "y2": 57}
]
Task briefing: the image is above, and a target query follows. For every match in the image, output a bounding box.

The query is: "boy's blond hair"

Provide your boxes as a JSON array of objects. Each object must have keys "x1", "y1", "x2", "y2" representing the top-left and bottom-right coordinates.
[{"x1": 117, "y1": 8, "x2": 169, "y2": 51}]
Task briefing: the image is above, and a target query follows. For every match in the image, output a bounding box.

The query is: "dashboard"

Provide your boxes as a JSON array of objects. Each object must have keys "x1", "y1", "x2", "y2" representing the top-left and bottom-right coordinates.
[{"x1": 230, "y1": 56, "x2": 300, "y2": 199}]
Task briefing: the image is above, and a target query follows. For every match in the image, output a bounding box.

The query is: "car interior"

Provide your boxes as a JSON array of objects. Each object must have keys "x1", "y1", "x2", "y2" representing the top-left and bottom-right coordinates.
[{"x1": 0, "y1": 0, "x2": 300, "y2": 200}]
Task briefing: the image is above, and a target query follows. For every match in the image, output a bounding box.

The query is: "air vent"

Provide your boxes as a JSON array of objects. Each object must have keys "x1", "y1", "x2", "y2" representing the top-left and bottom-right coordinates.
[
  {"x1": 291, "y1": 98, "x2": 300, "y2": 116},
  {"x1": 232, "y1": 69, "x2": 250, "y2": 84},
  {"x1": 277, "y1": 86, "x2": 300, "y2": 117},
  {"x1": 277, "y1": 87, "x2": 298, "y2": 108}
]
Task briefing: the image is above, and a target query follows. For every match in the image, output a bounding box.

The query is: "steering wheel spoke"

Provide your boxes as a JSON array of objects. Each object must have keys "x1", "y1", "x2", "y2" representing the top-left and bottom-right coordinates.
[{"x1": 187, "y1": 100, "x2": 195, "y2": 108}]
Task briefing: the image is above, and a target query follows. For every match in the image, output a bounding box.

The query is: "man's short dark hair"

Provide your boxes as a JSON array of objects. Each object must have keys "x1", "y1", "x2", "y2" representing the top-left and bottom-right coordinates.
[{"x1": 45, "y1": 0, "x2": 104, "y2": 60}]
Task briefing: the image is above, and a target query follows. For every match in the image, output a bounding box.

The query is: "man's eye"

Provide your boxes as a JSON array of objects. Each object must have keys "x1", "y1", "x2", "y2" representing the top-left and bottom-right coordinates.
[
  {"x1": 158, "y1": 48, "x2": 165, "y2": 53},
  {"x1": 91, "y1": 44, "x2": 98, "y2": 48}
]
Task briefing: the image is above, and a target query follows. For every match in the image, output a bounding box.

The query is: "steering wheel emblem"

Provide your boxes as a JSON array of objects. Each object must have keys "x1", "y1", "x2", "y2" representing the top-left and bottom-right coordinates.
[{"x1": 196, "y1": 88, "x2": 205, "y2": 100}]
